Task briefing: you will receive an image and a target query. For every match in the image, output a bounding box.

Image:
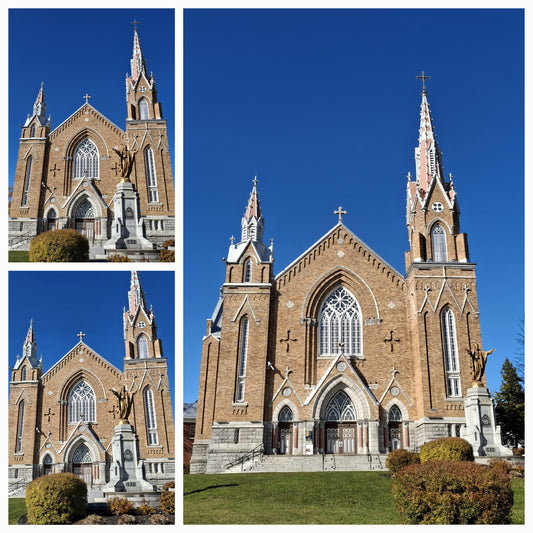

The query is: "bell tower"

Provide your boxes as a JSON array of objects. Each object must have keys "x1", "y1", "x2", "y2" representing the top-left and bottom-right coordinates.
[{"x1": 405, "y1": 74, "x2": 483, "y2": 444}]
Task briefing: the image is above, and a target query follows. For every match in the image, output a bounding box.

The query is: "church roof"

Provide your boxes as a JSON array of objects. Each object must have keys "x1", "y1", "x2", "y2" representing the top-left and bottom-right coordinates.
[{"x1": 274, "y1": 222, "x2": 404, "y2": 282}]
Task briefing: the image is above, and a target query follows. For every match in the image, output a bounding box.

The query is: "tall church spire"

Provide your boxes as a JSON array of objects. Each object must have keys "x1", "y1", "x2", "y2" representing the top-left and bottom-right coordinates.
[
  {"x1": 414, "y1": 80, "x2": 444, "y2": 197},
  {"x1": 241, "y1": 177, "x2": 264, "y2": 244},
  {"x1": 130, "y1": 23, "x2": 148, "y2": 85},
  {"x1": 127, "y1": 271, "x2": 148, "y2": 320}
]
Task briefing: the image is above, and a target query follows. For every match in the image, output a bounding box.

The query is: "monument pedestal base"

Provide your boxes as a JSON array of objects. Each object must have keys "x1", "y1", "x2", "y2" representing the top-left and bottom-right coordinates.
[
  {"x1": 462, "y1": 386, "x2": 511, "y2": 457},
  {"x1": 104, "y1": 181, "x2": 155, "y2": 251},
  {"x1": 103, "y1": 423, "x2": 155, "y2": 494}
]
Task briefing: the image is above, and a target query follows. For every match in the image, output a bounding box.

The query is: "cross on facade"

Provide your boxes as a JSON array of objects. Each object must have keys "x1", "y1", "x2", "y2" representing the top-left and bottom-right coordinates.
[
  {"x1": 49, "y1": 163, "x2": 61, "y2": 177},
  {"x1": 279, "y1": 330, "x2": 297, "y2": 352},
  {"x1": 334, "y1": 206, "x2": 347, "y2": 223},
  {"x1": 77, "y1": 331, "x2": 86, "y2": 342},
  {"x1": 416, "y1": 70, "x2": 431, "y2": 92},
  {"x1": 83, "y1": 93, "x2": 91, "y2": 105},
  {"x1": 108, "y1": 404, "x2": 117, "y2": 419},
  {"x1": 111, "y1": 162, "x2": 119, "y2": 176},
  {"x1": 44, "y1": 407, "x2": 55, "y2": 423},
  {"x1": 384, "y1": 330, "x2": 401, "y2": 352}
]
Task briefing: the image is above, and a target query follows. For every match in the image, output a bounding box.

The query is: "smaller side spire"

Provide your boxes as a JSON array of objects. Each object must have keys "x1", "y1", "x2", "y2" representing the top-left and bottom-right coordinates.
[
  {"x1": 20, "y1": 319, "x2": 40, "y2": 368},
  {"x1": 24, "y1": 82, "x2": 50, "y2": 128},
  {"x1": 241, "y1": 177, "x2": 264, "y2": 244}
]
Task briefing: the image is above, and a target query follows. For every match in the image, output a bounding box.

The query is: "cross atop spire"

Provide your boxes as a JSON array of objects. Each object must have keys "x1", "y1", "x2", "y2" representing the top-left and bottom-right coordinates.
[
  {"x1": 416, "y1": 70, "x2": 431, "y2": 93},
  {"x1": 131, "y1": 18, "x2": 140, "y2": 31}
]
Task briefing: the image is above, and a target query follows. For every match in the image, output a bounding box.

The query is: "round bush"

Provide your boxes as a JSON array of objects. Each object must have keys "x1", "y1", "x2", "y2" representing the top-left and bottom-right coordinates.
[
  {"x1": 29, "y1": 229, "x2": 89, "y2": 262},
  {"x1": 107, "y1": 496, "x2": 135, "y2": 516},
  {"x1": 419, "y1": 437, "x2": 474, "y2": 463},
  {"x1": 386, "y1": 449, "x2": 420, "y2": 474},
  {"x1": 26, "y1": 473, "x2": 87, "y2": 524},
  {"x1": 160, "y1": 483, "x2": 175, "y2": 514},
  {"x1": 391, "y1": 460, "x2": 513, "y2": 524}
]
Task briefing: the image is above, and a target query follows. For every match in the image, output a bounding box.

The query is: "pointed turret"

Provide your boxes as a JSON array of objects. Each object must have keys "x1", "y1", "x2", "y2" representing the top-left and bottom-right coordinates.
[
  {"x1": 241, "y1": 177, "x2": 265, "y2": 244},
  {"x1": 130, "y1": 25, "x2": 148, "y2": 85},
  {"x1": 23, "y1": 82, "x2": 50, "y2": 128},
  {"x1": 13, "y1": 320, "x2": 41, "y2": 371}
]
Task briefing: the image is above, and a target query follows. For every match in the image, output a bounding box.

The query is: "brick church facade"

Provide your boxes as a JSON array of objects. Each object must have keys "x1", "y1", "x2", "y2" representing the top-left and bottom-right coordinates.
[
  {"x1": 8, "y1": 25, "x2": 175, "y2": 253},
  {"x1": 191, "y1": 84, "x2": 488, "y2": 474},
  {"x1": 8, "y1": 272, "x2": 175, "y2": 493}
]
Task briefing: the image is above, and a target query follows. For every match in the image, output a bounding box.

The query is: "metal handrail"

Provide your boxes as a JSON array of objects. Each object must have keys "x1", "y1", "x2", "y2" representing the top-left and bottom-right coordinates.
[{"x1": 224, "y1": 443, "x2": 264, "y2": 470}]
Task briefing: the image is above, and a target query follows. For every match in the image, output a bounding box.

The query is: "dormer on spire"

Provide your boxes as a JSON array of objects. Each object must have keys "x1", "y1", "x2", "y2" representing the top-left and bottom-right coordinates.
[{"x1": 241, "y1": 177, "x2": 264, "y2": 244}]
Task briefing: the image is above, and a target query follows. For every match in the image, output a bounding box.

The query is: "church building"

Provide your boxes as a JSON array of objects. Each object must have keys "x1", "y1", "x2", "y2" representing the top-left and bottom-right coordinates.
[
  {"x1": 8, "y1": 272, "x2": 175, "y2": 495},
  {"x1": 8, "y1": 24, "x2": 175, "y2": 255},
  {"x1": 191, "y1": 82, "x2": 494, "y2": 474}
]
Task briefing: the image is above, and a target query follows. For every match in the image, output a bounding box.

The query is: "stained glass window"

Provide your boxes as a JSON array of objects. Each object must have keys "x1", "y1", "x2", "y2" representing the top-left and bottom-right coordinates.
[
  {"x1": 389, "y1": 405, "x2": 402, "y2": 422},
  {"x1": 69, "y1": 381, "x2": 96, "y2": 423},
  {"x1": 236, "y1": 317, "x2": 249, "y2": 401},
  {"x1": 16, "y1": 401, "x2": 25, "y2": 453},
  {"x1": 75, "y1": 199, "x2": 95, "y2": 219},
  {"x1": 139, "y1": 98, "x2": 149, "y2": 120},
  {"x1": 144, "y1": 388, "x2": 158, "y2": 445},
  {"x1": 319, "y1": 286, "x2": 361, "y2": 356},
  {"x1": 22, "y1": 157, "x2": 32, "y2": 206},
  {"x1": 432, "y1": 224, "x2": 447, "y2": 262},
  {"x1": 72, "y1": 443, "x2": 92, "y2": 463},
  {"x1": 279, "y1": 405, "x2": 293, "y2": 422},
  {"x1": 244, "y1": 259, "x2": 252, "y2": 282},
  {"x1": 138, "y1": 335, "x2": 149, "y2": 359},
  {"x1": 442, "y1": 308, "x2": 461, "y2": 397},
  {"x1": 325, "y1": 390, "x2": 356, "y2": 421},
  {"x1": 145, "y1": 147, "x2": 159, "y2": 202},
  {"x1": 73, "y1": 139, "x2": 99, "y2": 179}
]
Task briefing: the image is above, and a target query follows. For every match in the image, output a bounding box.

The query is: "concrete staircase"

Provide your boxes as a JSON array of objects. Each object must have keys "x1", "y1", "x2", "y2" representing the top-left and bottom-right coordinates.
[{"x1": 225, "y1": 454, "x2": 388, "y2": 473}]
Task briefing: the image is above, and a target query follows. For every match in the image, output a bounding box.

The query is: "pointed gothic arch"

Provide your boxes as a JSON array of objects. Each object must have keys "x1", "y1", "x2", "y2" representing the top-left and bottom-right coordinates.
[{"x1": 430, "y1": 222, "x2": 448, "y2": 262}]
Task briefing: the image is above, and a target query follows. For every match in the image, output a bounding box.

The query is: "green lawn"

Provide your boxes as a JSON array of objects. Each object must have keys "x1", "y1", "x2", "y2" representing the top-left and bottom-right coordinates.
[
  {"x1": 9, "y1": 250, "x2": 29, "y2": 262},
  {"x1": 183, "y1": 472, "x2": 525, "y2": 525},
  {"x1": 8, "y1": 498, "x2": 26, "y2": 525}
]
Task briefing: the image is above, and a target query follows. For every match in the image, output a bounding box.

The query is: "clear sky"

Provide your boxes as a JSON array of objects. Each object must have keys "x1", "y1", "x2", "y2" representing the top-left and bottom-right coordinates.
[
  {"x1": 183, "y1": 8, "x2": 524, "y2": 403},
  {"x1": 9, "y1": 270, "x2": 175, "y2": 411},
  {"x1": 8, "y1": 8, "x2": 175, "y2": 185}
]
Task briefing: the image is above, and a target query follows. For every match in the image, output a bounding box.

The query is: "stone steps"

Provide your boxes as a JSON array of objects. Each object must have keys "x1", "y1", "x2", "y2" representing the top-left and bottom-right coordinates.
[{"x1": 228, "y1": 454, "x2": 388, "y2": 473}]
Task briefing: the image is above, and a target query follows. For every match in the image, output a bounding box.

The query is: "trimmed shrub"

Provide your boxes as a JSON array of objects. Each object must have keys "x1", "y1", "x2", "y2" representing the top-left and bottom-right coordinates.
[
  {"x1": 29, "y1": 229, "x2": 89, "y2": 262},
  {"x1": 159, "y1": 249, "x2": 174, "y2": 262},
  {"x1": 488, "y1": 458, "x2": 512, "y2": 477},
  {"x1": 118, "y1": 514, "x2": 136, "y2": 525},
  {"x1": 386, "y1": 449, "x2": 420, "y2": 474},
  {"x1": 108, "y1": 254, "x2": 131, "y2": 262},
  {"x1": 107, "y1": 496, "x2": 135, "y2": 516},
  {"x1": 151, "y1": 513, "x2": 172, "y2": 525},
  {"x1": 160, "y1": 482, "x2": 175, "y2": 514},
  {"x1": 419, "y1": 437, "x2": 474, "y2": 463},
  {"x1": 391, "y1": 460, "x2": 514, "y2": 524},
  {"x1": 162, "y1": 239, "x2": 175, "y2": 249},
  {"x1": 26, "y1": 472, "x2": 87, "y2": 525},
  {"x1": 136, "y1": 503, "x2": 156, "y2": 515}
]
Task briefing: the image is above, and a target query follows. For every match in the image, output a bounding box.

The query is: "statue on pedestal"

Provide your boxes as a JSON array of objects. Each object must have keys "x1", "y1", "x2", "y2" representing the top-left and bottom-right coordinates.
[
  {"x1": 113, "y1": 144, "x2": 138, "y2": 182},
  {"x1": 111, "y1": 385, "x2": 136, "y2": 424},
  {"x1": 466, "y1": 344, "x2": 495, "y2": 386}
]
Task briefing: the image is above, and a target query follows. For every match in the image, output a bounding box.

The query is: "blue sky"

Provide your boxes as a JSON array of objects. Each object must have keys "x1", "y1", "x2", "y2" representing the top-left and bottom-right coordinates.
[
  {"x1": 8, "y1": 8, "x2": 175, "y2": 184},
  {"x1": 9, "y1": 270, "x2": 175, "y2": 411},
  {"x1": 184, "y1": 8, "x2": 524, "y2": 403}
]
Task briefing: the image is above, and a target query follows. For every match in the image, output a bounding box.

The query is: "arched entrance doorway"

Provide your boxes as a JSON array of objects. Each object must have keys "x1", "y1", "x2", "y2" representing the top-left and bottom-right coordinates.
[
  {"x1": 46, "y1": 208, "x2": 57, "y2": 232},
  {"x1": 42, "y1": 454, "x2": 53, "y2": 476},
  {"x1": 74, "y1": 199, "x2": 95, "y2": 241},
  {"x1": 325, "y1": 390, "x2": 357, "y2": 454},
  {"x1": 277, "y1": 406, "x2": 293, "y2": 455},
  {"x1": 388, "y1": 405, "x2": 402, "y2": 451},
  {"x1": 72, "y1": 443, "x2": 92, "y2": 487}
]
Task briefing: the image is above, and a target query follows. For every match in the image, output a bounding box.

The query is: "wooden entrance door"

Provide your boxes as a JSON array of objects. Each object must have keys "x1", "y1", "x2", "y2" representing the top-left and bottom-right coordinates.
[
  {"x1": 326, "y1": 423, "x2": 357, "y2": 454},
  {"x1": 73, "y1": 464, "x2": 92, "y2": 486},
  {"x1": 76, "y1": 219, "x2": 94, "y2": 241}
]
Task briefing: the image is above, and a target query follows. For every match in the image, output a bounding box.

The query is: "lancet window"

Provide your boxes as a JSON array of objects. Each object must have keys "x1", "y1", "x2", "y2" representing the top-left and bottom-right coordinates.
[
  {"x1": 68, "y1": 381, "x2": 96, "y2": 423},
  {"x1": 73, "y1": 139, "x2": 99, "y2": 179},
  {"x1": 145, "y1": 147, "x2": 159, "y2": 202},
  {"x1": 236, "y1": 317, "x2": 249, "y2": 402},
  {"x1": 319, "y1": 286, "x2": 362, "y2": 356},
  {"x1": 325, "y1": 390, "x2": 356, "y2": 421},
  {"x1": 144, "y1": 388, "x2": 159, "y2": 445},
  {"x1": 139, "y1": 98, "x2": 150, "y2": 120},
  {"x1": 442, "y1": 307, "x2": 461, "y2": 397},
  {"x1": 16, "y1": 401, "x2": 25, "y2": 453},
  {"x1": 279, "y1": 405, "x2": 293, "y2": 422},
  {"x1": 138, "y1": 334, "x2": 149, "y2": 359},
  {"x1": 431, "y1": 223, "x2": 447, "y2": 262},
  {"x1": 22, "y1": 157, "x2": 32, "y2": 206}
]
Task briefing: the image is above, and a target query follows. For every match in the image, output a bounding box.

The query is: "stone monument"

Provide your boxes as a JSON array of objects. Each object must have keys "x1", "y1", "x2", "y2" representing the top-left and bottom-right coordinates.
[
  {"x1": 104, "y1": 145, "x2": 155, "y2": 252},
  {"x1": 462, "y1": 345, "x2": 511, "y2": 457},
  {"x1": 103, "y1": 385, "x2": 155, "y2": 494}
]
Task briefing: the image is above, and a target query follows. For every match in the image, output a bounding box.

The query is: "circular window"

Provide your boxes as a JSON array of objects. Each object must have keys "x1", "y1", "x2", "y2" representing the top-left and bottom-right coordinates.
[{"x1": 432, "y1": 202, "x2": 444, "y2": 212}]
